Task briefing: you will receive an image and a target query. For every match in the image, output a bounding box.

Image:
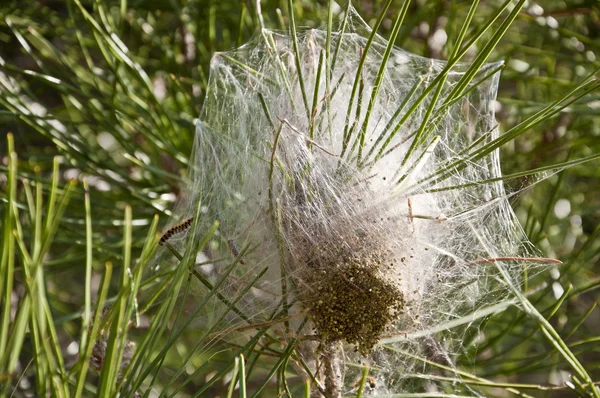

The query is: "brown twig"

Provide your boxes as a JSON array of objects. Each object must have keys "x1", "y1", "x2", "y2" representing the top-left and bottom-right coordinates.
[{"x1": 471, "y1": 256, "x2": 562, "y2": 265}]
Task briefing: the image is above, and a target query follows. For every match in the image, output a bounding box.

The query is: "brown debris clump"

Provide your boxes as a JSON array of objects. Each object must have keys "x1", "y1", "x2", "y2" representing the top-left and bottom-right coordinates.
[{"x1": 297, "y1": 230, "x2": 405, "y2": 355}]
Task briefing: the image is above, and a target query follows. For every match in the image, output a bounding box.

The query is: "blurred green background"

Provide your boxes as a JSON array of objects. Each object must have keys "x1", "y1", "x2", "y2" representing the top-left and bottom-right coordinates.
[{"x1": 1, "y1": 0, "x2": 599, "y2": 396}]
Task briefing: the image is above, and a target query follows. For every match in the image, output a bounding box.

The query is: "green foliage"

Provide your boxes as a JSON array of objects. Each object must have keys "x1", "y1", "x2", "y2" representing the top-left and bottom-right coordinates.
[{"x1": 1, "y1": 0, "x2": 599, "y2": 396}]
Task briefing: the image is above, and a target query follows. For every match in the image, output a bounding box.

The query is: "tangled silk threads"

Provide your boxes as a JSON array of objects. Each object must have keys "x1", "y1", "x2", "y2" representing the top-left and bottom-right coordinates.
[{"x1": 158, "y1": 6, "x2": 548, "y2": 396}]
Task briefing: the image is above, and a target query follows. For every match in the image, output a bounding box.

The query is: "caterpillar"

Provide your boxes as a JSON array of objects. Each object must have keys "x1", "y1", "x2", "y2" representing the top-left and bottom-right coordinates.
[
  {"x1": 227, "y1": 239, "x2": 246, "y2": 264},
  {"x1": 159, "y1": 217, "x2": 193, "y2": 246}
]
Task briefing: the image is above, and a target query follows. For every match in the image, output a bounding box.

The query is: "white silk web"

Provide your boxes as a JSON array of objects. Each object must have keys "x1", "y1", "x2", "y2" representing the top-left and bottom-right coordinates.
[{"x1": 155, "y1": 5, "x2": 547, "y2": 396}]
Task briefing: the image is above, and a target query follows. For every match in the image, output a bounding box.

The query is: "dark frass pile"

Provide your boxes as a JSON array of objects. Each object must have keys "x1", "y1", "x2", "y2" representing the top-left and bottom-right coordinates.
[{"x1": 298, "y1": 231, "x2": 405, "y2": 355}]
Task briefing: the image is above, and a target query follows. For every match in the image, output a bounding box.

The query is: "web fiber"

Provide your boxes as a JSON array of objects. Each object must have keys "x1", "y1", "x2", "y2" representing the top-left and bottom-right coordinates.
[{"x1": 157, "y1": 7, "x2": 544, "y2": 395}]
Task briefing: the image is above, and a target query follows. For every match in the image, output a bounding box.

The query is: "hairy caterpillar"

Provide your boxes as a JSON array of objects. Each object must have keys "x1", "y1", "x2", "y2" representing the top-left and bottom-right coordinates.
[
  {"x1": 159, "y1": 217, "x2": 193, "y2": 246},
  {"x1": 227, "y1": 239, "x2": 246, "y2": 264}
]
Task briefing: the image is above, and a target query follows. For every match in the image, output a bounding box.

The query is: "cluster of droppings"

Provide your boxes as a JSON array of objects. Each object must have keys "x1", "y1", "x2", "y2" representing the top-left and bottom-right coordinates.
[{"x1": 297, "y1": 231, "x2": 405, "y2": 355}]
